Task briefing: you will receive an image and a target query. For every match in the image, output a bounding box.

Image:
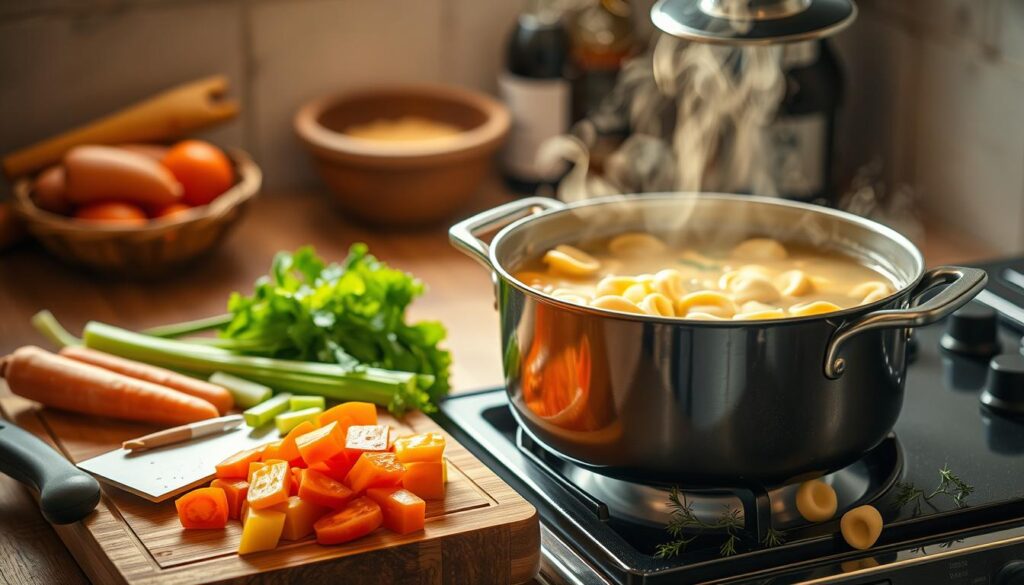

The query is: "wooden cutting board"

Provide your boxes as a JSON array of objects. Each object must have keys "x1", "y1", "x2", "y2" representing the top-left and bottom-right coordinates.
[{"x1": 0, "y1": 396, "x2": 539, "y2": 585}]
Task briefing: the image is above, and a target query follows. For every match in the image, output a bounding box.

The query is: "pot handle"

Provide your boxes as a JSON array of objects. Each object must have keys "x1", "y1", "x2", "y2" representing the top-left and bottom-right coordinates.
[
  {"x1": 824, "y1": 266, "x2": 988, "y2": 379},
  {"x1": 449, "y1": 197, "x2": 566, "y2": 269}
]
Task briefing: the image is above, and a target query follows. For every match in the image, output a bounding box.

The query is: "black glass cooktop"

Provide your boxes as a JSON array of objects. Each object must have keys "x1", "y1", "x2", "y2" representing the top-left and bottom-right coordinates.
[{"x1": 435, "y1": 258, "x2": 1024, "y2": 584}]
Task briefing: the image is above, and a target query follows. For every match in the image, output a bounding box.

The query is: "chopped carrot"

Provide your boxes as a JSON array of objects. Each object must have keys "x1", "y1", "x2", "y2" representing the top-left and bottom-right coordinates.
[
  {"x1": 176, "y1": 487, "x2": 229, "y2": 529},
  {"x1": 210, "y1": 478, "x2": 249, "y2": 520},
  {"x1": 299, "y1": 468, "x2": 356, "y2": 509},
  {"x1": 280, "y1": 496, "x2": 328, "y2": 541},
  {"x1": 261, "y1": 440, "x2": 284, "y2": 462},
  {"x1": 402, "y1": 461, "x2": 445, "y2": 500},
  {"x1": 248, "y1": 461, "x2": 266, "y2": 483},
  {"x1": 366, "y1": 487, "x2": 425, "y2": 535},
  {"x1": 248, "y1": 460, "x2": 290, "y2": 510},
  {"x1": 345, "y1": 452, "x2": 406, "y2": 493},
  {"x1": 296, "y1": 421, "x2": 344, "y2": 466},
  {"x1": 292, "y1": 467, "x2": 304, "y2": 491},
  {"x1": 345, "y1": 424, "x2": 390, "y2": 458},
  {"x1": 239, "y1": 505, "x2": 286, "y2": 554},
  {"x1": 59, "y1": 346, "x2": 234, "y2": 414},
  {"x1": 278, "y1": 420, "x2": 314, "y2": 466},
  {"x1": 319, "y1": 401, "x2": 376, "y2": 428},
  {"x1": 393, "y1": 432, "x2": 446, "y2": 463},
  {"x1": 322, "y1": 450, "x2": 356, "y2": 482},
  {"x1": 216, "y1": 447, "x2": 263, "y2": 480},
  {"x1": 314, "y1": 496, "x2": 382, "y2": 545},
  {"x1": 0, "y1": 346, "x2": 219, "y2": 425}
]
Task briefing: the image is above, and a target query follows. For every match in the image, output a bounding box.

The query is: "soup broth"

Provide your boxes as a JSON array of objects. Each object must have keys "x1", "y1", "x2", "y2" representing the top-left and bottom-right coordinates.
[{"x1": 513, "y1": 234, "x2": 897, "y2": 320}]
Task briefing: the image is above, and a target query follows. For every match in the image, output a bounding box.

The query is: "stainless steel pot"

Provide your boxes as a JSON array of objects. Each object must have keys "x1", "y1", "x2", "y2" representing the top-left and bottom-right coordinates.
[{"x1": 450, "y1": 194, "x2": 986, "y2": 484}]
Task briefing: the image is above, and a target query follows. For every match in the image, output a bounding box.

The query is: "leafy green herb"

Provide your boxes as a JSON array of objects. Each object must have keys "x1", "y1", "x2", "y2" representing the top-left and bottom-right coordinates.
[
  {"x1": 894, "y1": 464, "x2": 974, "y2": 516},
  {"x1": 655, "y1": 487, "x2": 752, "y2": 559}
]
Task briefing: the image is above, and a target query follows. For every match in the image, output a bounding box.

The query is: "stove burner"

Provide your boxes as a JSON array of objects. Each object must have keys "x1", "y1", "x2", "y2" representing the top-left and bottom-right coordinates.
[{"x1": 517, "y1": 426, "x2": 903, "y2": 537}]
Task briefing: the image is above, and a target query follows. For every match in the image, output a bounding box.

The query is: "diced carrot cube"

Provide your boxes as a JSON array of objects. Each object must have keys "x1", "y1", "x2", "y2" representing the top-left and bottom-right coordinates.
[
  {"x1": 248, "y1": 460, "x2": 290, "y2": 510},
  {"x1": 319, "y1": 402, "x2": 377, "y2": 429},
  {"x1": 278, "y1": 420, "x2": 315, "y2": 465},
  {"x1": 215, "y1": 447, "x2": 262, "y2": 479},
  {"x1": 366, "y1": 487, "x2": 425, "y2": 535},
  {"x1": 176, "y1": 487, "x2": 229, "y2": 529},
  {"x1": 299, "y1": 468, "x2": 356, "y2": 509},
  {"x1": 261, "y1": 440, "x2": 285, "y2": 462},
  {"x1": 295, "y1": 421, "x2": 345, "y2": 466},
  {"x1": 248, "y1": 461, "x2": 266, "y2": 483},
  {"x1": 345, "y1": 452, "x2": 406, "y2": 493},
  {"x1": 320, "y1": 450, "x2": 356, "y2": 482},
  {"x1": 210, "y1": 478, "x2": 249, "y2": 520},
  {"x1": 292, "y1": 467, "x2": 304, "y2": 491},
  {"x1": 392, "y1": 432, "x2": 446, "y2": 464},
  {"x1": 402, "y1": 461, "x2": 445, "y2": 501},
  {"x1": 280, "y1": 495, "x2": 328, "y2": 541},
  {"x1": 345, "y1": 424, "x2": 390, "y2": 458}
]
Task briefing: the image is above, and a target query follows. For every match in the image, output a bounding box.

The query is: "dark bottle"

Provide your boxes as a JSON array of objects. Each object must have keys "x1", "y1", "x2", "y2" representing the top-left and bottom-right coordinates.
[
  {"x1": 500, "y1": 0, "x2": 573, "y2": 195},
  {"x1": 765, "y1": 39, "x2": 843, "y2": 205},
  {"x1": 569, "y1": 0, "x2": 636, "y2": 122}
]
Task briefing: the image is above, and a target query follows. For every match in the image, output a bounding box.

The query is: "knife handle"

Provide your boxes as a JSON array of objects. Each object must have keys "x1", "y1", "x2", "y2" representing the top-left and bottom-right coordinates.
[{"x1": 0, "y1": 420, "x2": 100, "y2": 524}]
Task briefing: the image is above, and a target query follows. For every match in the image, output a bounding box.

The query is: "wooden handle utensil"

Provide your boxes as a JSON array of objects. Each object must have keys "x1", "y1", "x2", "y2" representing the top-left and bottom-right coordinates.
[{"x1": 2, "y1": 75, "x2": 239, "y2": 179}]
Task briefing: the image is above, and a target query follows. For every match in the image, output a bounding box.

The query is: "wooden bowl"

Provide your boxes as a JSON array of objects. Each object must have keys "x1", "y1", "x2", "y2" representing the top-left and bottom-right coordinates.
[
  {"x1": 11, "y1": 149, "x2": 261, "y2": 277},
  {"x1": 294, "y1": 85, "x2": 510, "y2": 227}
]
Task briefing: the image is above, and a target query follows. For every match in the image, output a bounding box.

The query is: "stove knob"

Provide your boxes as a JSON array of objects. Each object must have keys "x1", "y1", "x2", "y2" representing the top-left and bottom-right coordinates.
[
  {"x1": 996, "y1": 560, "x2": 1024, "y2": 585},
  {"x1": 980, "y1": 354, "x2": 1024, "y2": 418},
  {"x1": 940, "y1": 302, "x2": 1001, "y2": 358}
]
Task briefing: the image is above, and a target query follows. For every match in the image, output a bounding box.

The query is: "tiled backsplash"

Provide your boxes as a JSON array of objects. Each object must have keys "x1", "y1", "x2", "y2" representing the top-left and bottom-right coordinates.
[{"x1": 1, "y1": 0, "x2": 1022, "y2": 250}]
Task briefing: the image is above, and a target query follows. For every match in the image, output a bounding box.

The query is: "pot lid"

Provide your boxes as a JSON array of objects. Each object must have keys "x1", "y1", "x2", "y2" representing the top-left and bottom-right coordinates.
[{"x1": 651, "y1": 0, "x2": 857, "y2": 45}]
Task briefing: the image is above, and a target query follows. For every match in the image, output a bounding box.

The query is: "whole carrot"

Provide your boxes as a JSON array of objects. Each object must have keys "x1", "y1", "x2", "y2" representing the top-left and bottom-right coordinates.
[
  {"x1": 60, "y1": 346, "x2": 234, "y2": 414},
  {"x1": 1, "y1": 346, "x2": 219, "y2": 426}
]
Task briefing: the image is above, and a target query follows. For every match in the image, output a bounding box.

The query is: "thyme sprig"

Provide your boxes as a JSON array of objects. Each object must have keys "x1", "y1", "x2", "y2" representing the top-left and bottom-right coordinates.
[
  {"x1": 894, "y1": 464, "x2": 974, "y2": 515},
  {"x1": 655, "y1": 486, "x2": 780, "y2": 559}
]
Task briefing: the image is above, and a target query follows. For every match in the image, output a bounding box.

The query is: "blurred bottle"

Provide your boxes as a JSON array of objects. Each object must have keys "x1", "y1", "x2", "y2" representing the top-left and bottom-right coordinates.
[
  {"x1": 766, "y1": 39, "x2": 843, "y2": 205},
  {"x1": 500, "y1": 0, "x2": 573, "y2": 195},
  {"x1": 569, "y1": 0, "x2": 636, "y2": 122}
]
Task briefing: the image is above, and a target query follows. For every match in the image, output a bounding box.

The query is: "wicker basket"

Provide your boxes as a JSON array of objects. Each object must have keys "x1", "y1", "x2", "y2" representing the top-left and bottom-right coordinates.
[{"x1": 11, "y1": 149, "x2": 261, "y2": 277}]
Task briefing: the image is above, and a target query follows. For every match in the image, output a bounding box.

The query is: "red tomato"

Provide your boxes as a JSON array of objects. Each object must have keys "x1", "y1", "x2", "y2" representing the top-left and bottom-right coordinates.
[
  {"x1": 74, "y1": 201, "x2": 148, "y2": 226},
  {"x1": 153, "y1": 203, "x2": 192, "y2": 219},
  {"x1": 313, "y1": 496, "x2": 383, "y2": 545},
  {"x1": 161, "y1": 140, "x2": 234, "y2": 206}
]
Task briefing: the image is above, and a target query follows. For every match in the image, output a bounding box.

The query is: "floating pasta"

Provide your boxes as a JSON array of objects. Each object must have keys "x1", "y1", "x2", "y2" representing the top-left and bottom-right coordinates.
[
  {"x1": 730, "y1": 238, "x2": 788, "y2": 261},
  {"x1": 543, "y1": 245, "x2": 600, "y2": 277},
  {"x1": 595, "y1": 275, "x2": 638, "y2": 297},
  {"x1": 731, "y1": 274, "x2": 782, "y2": 305},
  {"x1": 623, "y1": 283, "x2": 649, "y2": 303},
  {"x1": 608, "y1": 233, "x2": 668, "y2": 257},
  {"x1": 676, "y1": 291, "x2": 738, "y2": 318},
  {"x1": 849, "y1": 281, "x2": 893, "y2": 304},
  {"x1": 733, "y1": 308, "x2": 786, "y2": 320},
  {"x1": 591, "y1": 295, "x2": 645, "y2": 314},
  {"x1": 639, "y1": 293, "x2": 675, "y2": 317},
  {"x1": 777, "y1": 269, "x2": 815, "y2": 297},
  {"x1": 685, "y1": 311, "x2": 725, "y2": 320},
  {"x1": 652, "y1": 269, "x2": 687, "y2": 300},
  {"x1": 550, "y1": 288, "x2": 590, "y2": 305},
  {"x1": 790, "y1": 300, "x2": 842, "y2": 317}
]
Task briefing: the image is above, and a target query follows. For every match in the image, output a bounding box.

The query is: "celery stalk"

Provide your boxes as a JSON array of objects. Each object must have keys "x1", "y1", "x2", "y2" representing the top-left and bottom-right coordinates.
[
  {"x1": 210, "y1": 372, "x2": 272, "y2": 409},
  {"x1": 244, "y1": 394, "x2": 293, "y2": 428},
  {"x1": 289, "y1": 395, "x2": 325, "y2": 411},
  {"x1": 275, "y1": 407, "x2": 323, "y2": 435}
]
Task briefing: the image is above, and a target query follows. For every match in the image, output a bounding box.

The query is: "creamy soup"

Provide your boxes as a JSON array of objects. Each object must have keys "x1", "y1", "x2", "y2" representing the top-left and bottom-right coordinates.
[{"x1": 513, "y1": 234, "x2": 897, "y2": 320}]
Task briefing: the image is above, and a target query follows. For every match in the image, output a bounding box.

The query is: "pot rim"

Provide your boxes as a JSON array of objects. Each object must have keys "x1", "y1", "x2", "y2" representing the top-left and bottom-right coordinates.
[{"x1": 488, "y1": 192, "x2": 926, "y2": 327}]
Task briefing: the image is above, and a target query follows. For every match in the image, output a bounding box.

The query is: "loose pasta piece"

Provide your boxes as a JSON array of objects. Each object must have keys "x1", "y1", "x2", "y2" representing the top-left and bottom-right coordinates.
[
  {"x1": 789, "y1": 301, "x2": 842, "y2": 317},
  {"x1": 652, "y1": 269, "x2": 686, "y2": 300},
  {"x1": 795, "y1": 479, "x2": 837, "y2": 522},
  {"x1": 733, "y1": 308, "x2": 786, "y2": 320},
  {"x1": 730, "y1": 238, "x2": 788, "y2": 261},
  {"x1": 543, "y1": 245, "x2": 600, "y2": 277},
  {"x1": 608, "y1": 233, "x2": 667, "y2": 257},
  {"x1": 840, "y1": 505, "x2": 883, "y2": 550},
  {"x1": 777, "y1": 270, "x2": 815, "y2": 297},
  {"x1": 515, "y1": 271, "x2": 549, "y2": 287},
  {"x1": 591, "y1": 295, "x2": 645, "y2": 314},
  {"x1": 731, "y1": 275, "x2": 781, "y2": 305},
  {"x1": 595, "y1": 275, "x2": 638, "y2": 297},
  {"x1": 639, "y1": 293, "x2": 674, "y2": 317},
  {"x1": 687, "y1": 304, "x2": 734, "y2": 319},
  {"x1": 549, "y1": 289, "x2": 589, "y2": 305},
  {"x1": 740, "y1": 301, "x2": 776, "y2": 314},
  {"x1": 623, "y1": 283, "x2": 649, "y2": 303},
  {"x1": 684, "y1": 312, "x2": 726, "y2": 320},
  {"x1": 718, "y1": 265, "x2": 772, "y2": 290},
  {"x1": 676, "y1": 291, "x2": 738, "y2": 318},
  {"x1": 849, "y1": 281, "x2": 893, "y2": 304}
]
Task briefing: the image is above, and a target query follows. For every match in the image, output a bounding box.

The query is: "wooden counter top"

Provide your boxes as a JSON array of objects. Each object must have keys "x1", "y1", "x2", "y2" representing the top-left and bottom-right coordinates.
[{"x1": 0, "y1": 189, "x2": 998, "y2": 584}]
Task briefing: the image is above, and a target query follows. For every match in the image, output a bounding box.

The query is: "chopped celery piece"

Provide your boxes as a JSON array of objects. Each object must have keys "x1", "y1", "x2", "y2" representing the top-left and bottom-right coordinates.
[
  {"x1": 289, "y1": 395, "x2": 325, "y2": 411},
  {"x1": 210, "y1": 372, "x2": 272, "y2": 409},
  {"x1": 243, "y1": 393, "x2": 293, "y2": 428},
  {"x1": 275, "y1": 407, "x2": 324, "y2": 435}
]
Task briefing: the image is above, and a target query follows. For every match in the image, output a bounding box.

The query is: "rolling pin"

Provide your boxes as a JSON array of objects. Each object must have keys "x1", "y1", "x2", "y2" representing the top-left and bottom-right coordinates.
[
  {"x1": 0, "y1": 419, "x2": 100, "y2": 524},
  {"x1": 2, "y1": 75, "x2": 239, "y2": 179}
]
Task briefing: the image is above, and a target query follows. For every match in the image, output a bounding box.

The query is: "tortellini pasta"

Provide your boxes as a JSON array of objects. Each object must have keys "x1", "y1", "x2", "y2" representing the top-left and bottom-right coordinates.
[{"x1": 515, "y1": 234, "x2": 897, "y2": 321}]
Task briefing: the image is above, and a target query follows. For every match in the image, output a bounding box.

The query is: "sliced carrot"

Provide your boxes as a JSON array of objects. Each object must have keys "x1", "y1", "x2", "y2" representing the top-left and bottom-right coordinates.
[
  {"x1": 402, "y1": 461, "x2": 445, "y2": 501},
  {"x1": 59, "y1": 346, "x2": 234, "y2": 414},
  {"x1": 280, "y1": 496, "x2": 328, "y2": 541},
  {"x1": 322, "y1": 450, "x2": 356, "y2": 482},
  {"x1": 292, "y1": 467, "x2": 304, "y2": 491},
  {"x1": 345, "y1": 452, "x2": 406, "y2": 493},
  {"x1": 216, "y1": 447, "x2": 263, "y2": 480},
  {"x1": 392, "y1": 432, "x2": 446, "y2": 463},
  {"x1": 278, "y1": 420, "x2": 314, "y2": 465},
  {"x1": 261, "y1": 440, "x2": 284, "y2": 462},
  {"x1": 344, "y1": 424, "x2": 390, "y2": 458},
  {"x1": 1, "y1": 346, "x2": 219, "y2": 425},
  {"x1": 366, "y1": 487, "x2": 425, "y2": 535},
  {"x1": 248, "y1": 460, "x2": 290, "y2": 510},
  {"x1": 210, "y1": 478, "x2": 249, "y2": 520},
  {"x1": 299, "y1": 468, "x2": 356, "y2": 509},
  {"x1": 176, "y1": 487, "x2": 229, "y2": 529},
  {"x1": 314, "y1": 496, "x2": 382, "y2": 545},
  {"x1": 296, "y1": 421, "x2": 344, "y2": 466},
  {"x1": 319, "y1": 401, "x2": 376, "y2": 428}
]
